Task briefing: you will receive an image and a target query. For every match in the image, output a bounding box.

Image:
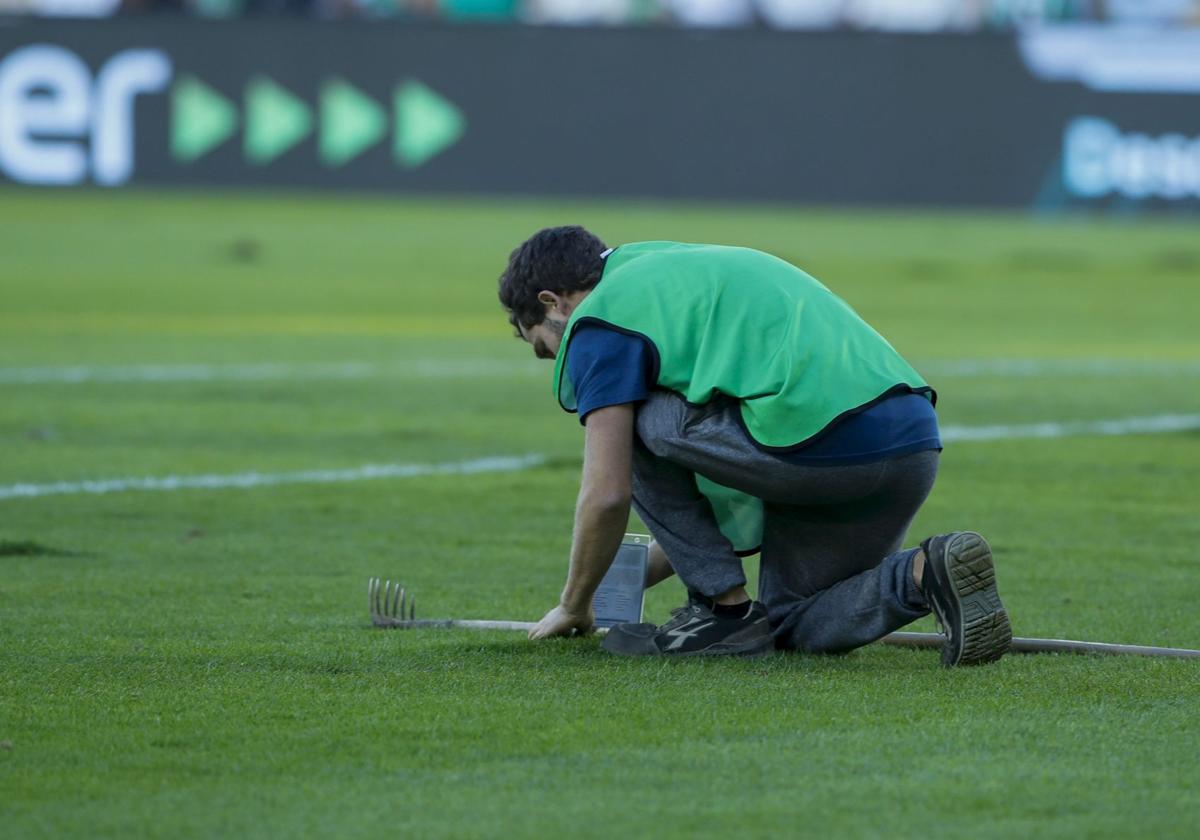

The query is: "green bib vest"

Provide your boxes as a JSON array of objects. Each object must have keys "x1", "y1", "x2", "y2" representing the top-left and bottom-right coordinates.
[{"x1": 551, "y1": 241, "x2": 934, "y2": 552}]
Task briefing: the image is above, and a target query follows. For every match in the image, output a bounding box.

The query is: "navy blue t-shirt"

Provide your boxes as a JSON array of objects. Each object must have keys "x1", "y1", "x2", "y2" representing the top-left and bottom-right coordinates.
[{"x1": 565, "y1": 323, "x2": 941, "y2": 466}]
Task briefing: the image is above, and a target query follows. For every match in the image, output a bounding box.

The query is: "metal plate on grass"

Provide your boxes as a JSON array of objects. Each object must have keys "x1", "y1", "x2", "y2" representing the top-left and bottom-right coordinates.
[{"x1": 592, "y1": 533, "x2": 649, "y2": 628}]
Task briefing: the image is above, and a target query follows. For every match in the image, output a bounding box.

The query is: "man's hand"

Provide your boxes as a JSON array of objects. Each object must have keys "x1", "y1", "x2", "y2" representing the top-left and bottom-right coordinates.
[{"x1": 528, "y1": 603, "x2": 595, "y2": 640}]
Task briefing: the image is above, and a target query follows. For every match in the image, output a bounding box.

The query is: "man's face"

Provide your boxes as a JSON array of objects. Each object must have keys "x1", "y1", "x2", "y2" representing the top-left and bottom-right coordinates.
[
  {"x1": 518, "y1": 316, "x2": 567, "y2": 361},
  {"x1": 515, "y1": 290, "x2": 587, "y2": 361}
]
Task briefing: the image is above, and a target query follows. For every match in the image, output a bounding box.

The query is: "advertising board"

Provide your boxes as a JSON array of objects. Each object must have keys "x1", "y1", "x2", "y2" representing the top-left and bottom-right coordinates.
[{"x1": 1, "y1": 20, "x2": 1197, "y2": 210}]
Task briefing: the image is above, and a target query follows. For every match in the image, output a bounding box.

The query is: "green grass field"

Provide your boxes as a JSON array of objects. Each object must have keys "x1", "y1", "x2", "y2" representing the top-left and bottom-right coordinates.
[{"x1": 1, "y1": 189, "x2": 1198, "y2": 838}]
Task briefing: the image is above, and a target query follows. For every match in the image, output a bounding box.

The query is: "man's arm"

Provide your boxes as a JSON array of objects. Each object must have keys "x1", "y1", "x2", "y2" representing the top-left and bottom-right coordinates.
[{"x1": 529, "y1": 403, "x2": 635, "y2": 640}]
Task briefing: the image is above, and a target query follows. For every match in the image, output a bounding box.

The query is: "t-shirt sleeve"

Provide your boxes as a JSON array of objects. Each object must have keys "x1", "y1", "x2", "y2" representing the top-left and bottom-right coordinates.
[{"x1": 564, "y1": 323, "x2": 654, "y2": 423}]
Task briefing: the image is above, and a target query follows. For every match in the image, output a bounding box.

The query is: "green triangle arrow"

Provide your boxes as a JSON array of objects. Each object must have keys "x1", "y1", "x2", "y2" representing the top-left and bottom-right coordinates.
[
  {"x1": 394, "y1": 81, "x2": 466, "y2": 168},
  {"x1": 319, "y1": 79, "x2": 386, "y2": 167},
  {"x1": 171, "y1": 76, "x2": 237, "y2": 163},
  {"x1": 244, "y1": 77, "x2": 312, "y2": 165}
]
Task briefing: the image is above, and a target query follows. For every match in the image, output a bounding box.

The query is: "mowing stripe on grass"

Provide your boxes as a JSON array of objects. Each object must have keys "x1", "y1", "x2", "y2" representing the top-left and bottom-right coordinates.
[
  {"x1": 0, "y1": 454, "x2": 548, "y2": 500},
  {"x1": 2, "y1": 358, "x2": 1198, "y2": 385},
  {"x1": 2, "y1": 413, "x2": 1199, "y2": 501}
]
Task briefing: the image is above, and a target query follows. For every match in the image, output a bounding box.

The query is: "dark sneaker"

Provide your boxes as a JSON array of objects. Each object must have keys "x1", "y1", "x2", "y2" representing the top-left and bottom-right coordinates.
[
  {"x1": 920, "y1": 531, "x2": 1012, "y2": 667},
  {"x1": 601, "y1": 596, "x2": 774, "y2": 657}
]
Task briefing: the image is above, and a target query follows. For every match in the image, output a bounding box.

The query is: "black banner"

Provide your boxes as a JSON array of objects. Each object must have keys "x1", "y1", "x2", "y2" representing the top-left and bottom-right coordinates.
[{"x1": 1, "y1": 19, "x2": 1198, "y2": 209}]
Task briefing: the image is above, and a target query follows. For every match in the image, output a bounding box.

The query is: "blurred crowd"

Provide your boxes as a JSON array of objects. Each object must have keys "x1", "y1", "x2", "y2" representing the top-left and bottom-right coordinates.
[{"x1": 3, "y1": 0, "x2": 1200, "y2": 28}]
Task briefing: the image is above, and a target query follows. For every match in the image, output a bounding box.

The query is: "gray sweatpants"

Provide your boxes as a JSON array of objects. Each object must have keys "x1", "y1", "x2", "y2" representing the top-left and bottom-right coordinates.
[{"x1": 631, "y1": 390, "x2": 936, "y2": 653}]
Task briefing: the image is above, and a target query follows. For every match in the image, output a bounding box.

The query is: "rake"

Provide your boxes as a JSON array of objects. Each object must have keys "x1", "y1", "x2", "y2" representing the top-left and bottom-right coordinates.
[
  {"x1": 367, "y1": 577, "x2": 1200, "y2": 658},
  {"x1": 368, "y1": 578, "x2": 540, "y2": 633}
]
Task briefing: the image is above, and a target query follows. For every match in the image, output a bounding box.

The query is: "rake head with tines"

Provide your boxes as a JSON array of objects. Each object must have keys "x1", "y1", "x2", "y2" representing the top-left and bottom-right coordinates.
[{"x1": 369, "y1": 577, "x2": 417, "y2": 627}]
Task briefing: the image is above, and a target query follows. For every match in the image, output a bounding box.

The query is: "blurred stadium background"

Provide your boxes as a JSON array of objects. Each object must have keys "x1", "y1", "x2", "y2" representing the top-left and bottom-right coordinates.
[{"x1": 2, "y1": 4, "x2": 1200, "y2": 205}]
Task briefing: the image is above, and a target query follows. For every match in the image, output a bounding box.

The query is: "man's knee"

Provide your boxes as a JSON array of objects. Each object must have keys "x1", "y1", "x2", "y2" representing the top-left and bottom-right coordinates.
[
  {"x1": 633, "y1": 390, "x2": 686, "y2": 455},
  {"x1": 771, "y1": 612, "x2": 864, "y2": 655},
  {"x1": 775, "y1": 632, "x2": 860, "y2": 656}
]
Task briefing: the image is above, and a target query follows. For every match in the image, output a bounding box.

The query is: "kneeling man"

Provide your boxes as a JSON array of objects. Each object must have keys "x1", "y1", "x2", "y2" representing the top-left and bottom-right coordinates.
[{"x1": 497, "y1": 226, "x2": 1010, "y2": 665}]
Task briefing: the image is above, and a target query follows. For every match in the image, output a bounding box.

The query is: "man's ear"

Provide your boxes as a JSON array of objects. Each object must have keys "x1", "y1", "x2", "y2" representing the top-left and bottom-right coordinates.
[{"x1": 536, "y1": 290, "x2": 560, "y2": 309}]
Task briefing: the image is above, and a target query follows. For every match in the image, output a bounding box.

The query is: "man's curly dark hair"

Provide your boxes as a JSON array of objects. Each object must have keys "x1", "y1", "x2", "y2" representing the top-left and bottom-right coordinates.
[{"x1": 498, "y1": 226, "x2": 609, "y2": 331}]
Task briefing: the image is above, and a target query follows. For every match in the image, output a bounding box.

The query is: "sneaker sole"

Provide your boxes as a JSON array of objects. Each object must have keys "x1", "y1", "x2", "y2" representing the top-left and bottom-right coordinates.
[{"x1": 938, "y1": 532, "x2": 1012, "y2": 666}]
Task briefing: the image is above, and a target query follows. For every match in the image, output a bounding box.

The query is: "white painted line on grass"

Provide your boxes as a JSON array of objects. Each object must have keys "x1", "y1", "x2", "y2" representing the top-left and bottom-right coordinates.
[
  {"x1": 2, "y1": 413, "x2": 1198, "y2": 502},
  {"x1": 0, "y1": 359, "x2": 542, "y2": 385},
  {"x1": 921, "y1": 359, "x2": 1200, "y2": 378},
  {"x1": 3, "y1": 358, "x2": 1198, "y2": 385},
  {"x1": 0, "y1": 454, "x2": 548, "y2": 501},
  {"x1": 941, "y1": 413, "x2": 1200, "y2": 442}
]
